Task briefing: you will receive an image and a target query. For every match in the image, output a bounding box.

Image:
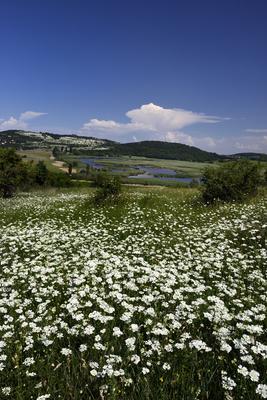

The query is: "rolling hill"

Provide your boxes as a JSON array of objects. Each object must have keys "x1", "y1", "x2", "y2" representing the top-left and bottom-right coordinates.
[
  {"x1": 92, "y1": 141, "x2": 224, "y2": 162},
  {"x1": 0, "y1": 129, "x2": 266, "y2": 162}
]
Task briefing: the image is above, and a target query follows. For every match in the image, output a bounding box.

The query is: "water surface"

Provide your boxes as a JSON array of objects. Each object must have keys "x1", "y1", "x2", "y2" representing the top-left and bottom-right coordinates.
[{"x1": 80, "y1": 158, "x2": 199, "y2": 183}]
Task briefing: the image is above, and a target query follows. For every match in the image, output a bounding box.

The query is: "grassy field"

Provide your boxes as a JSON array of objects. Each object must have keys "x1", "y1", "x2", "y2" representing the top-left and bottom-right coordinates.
[
  {"x1": 122, "y1": 177, "x2": 190, "y2": 187},
  {"x1": 0, "y1": 187, "x2": 266, "y2": 399},
  {"x1": 18, "y1": 149, "x2": 62, "y2": 173}
]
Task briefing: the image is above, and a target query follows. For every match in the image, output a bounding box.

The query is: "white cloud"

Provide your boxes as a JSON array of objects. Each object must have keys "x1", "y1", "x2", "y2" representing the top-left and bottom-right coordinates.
[
  {"x1": 234, "y1": 134, "x2": 267, "y2": 153},
  {"x1": 20, "y1": 111, "x2": 47, "y2": 121},
  {"x1": 229, "y1": 130, "x2": 267, "y2": 153},
  {"x1": 82, "y1": 118, "x2": 144, "y2": 133},
  {"x1": 164, "y1": 131, "x2": 194, "y2": 146},
  {"x1": 84, "y1": 119, "x2": 120, "y2": 129},
  {"x1": 164, "y1": 132, "x2": 218, "y2": 149},
  {"x1": 234, "y1": 141, "x2": 260, "y2": 152},
  {"x1": 0, "y1": 117, "x2": 27, "y2": 130},
  {"x1": 245, "y1": 128, "x2": 267, "y2": 134},
  {"x1": 0, "y1": 111, "x2": 47, "y2": 131},
  {"x1": 81, "y1": 104, "x2": 267, "y2": 153},
  {"x1": 126, "y1": 103, "x2": 222, "y2": 131},
  {"x1": 81, "y1": 102, "x2": 224, "y2": 146},
  {"x1": 198, "y1": 137, "x2": 217, "y2": 148}
]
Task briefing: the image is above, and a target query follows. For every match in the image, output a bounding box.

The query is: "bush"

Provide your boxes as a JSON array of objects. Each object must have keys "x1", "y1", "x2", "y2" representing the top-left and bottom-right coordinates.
[
  {"x1": 202, "y1": 160, "x2": 262, "y2": 203},
  {"x1": 93, "y1": 172, "x2": 122, "y2": 203},
  {"x1": 47, "y1": 171, "x2": 72, "y2": 188}
]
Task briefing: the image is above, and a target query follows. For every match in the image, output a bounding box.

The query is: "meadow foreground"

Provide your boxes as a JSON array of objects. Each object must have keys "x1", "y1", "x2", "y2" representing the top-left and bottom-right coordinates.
[{"x1": 0, "y1": 188, "x2": 266, "y2": 399}]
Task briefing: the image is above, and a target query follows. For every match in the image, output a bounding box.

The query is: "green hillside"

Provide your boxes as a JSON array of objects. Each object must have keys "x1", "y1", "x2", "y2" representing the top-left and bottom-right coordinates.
[
  {"x1": 79, "y1": 140, "x2": 225, "y2": 162},
  {"x1": 115, "y1": 141, "x2": 223, "y2": 161}
]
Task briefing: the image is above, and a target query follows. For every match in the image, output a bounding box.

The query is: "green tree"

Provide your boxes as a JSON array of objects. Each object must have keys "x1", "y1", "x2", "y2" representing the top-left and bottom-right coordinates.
[
  {"x1": 0, "y1": 148, "x2": 27, "y2": 198},
  {"x1": 202, "y1": 160, "x2": 262, "y2": 203},
  {"x1": 52, "y1": 147, "x2": 60, "y2": 158},
  {"x1": 35, "y1": 161, "x2": 48, "y2": 186},
  {"x1": 68, "y1": 163, "x2": 73, "y2": 175},
  {"x1": 85, "y1": 164, "x2": 90, "y2": 179}
]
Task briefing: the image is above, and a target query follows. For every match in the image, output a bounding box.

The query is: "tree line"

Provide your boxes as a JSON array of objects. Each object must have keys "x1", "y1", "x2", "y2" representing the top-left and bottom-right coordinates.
[
  {"x1": 0, "y1": 147, "x2": 266, "y2": 203},
  {"x1": 0, "y1": 148, "x2": 71, "y2": 198}
]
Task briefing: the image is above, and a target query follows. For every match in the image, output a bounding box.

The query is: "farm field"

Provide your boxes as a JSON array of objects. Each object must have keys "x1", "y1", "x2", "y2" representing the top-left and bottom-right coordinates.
[{"x1": 0, "y1": 187, "x2": 266, "y2": 399}]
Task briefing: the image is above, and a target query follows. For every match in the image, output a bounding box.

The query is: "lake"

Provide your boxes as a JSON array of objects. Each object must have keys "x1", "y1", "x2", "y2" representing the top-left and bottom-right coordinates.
[{"x1": 80, "y1": 158, "x2": 199, "y2": 183}]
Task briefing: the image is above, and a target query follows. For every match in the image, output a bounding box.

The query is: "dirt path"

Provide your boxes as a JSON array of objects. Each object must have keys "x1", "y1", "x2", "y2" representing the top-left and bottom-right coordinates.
[{"x1": 50, "y1": 158, "x2": 77, "y2": 173}]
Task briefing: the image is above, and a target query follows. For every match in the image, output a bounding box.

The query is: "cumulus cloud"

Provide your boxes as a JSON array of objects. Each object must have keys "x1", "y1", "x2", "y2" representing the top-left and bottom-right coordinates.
[
  {"x1": 165, "y1": 132, "x2": 218, "y2": 149},
  {"x1": 126, "y1": 103, "x2": 222, "y2": 131},
  {"x1": 81, "y1": 102, "x2": 224, "y2": 147},
  {"x1": 164, "y1": 131, "x2": 194, "y2": 146},
  {"x1": 0, "y1": 117, "x2": 27, "y2": 130},
  {"x1": 82, "y1": 118, "x2": 145, "y2": 133},
  {"x1": 0, "y1": 111, "x2": 47, "y2": 131}
]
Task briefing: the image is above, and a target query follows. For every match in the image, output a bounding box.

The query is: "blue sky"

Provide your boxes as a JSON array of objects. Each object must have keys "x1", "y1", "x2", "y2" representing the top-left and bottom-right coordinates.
[{"x1": 0, "y1": 0, "x2": 267, "y2": 154}]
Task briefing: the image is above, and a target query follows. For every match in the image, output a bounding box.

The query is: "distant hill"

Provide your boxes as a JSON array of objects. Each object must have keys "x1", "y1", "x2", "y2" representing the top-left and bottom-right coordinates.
[
  {"x1": 0, "y1": 130, "x2": 114, "y2": 150},
  {"x1": 231, "y1": 152, "x2": 267, "y2": 161},
  {"x1": 0, "y1": 129, "x2": 266, "y2": 162}
]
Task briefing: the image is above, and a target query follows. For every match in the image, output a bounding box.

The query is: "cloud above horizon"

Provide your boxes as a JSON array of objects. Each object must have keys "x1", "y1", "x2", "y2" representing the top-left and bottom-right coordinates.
[
  {"x1": 81, "y1": 103, "x2": 225, "y2": 149},
  {"x1": 125, "y1": 103, "x2": 222, "y2": 131},
  {"x1": 1, "y1": 105, "x2": 267, "y2": 154},
  {"x1": 81, "y1": 104, "x2": 267, "y2": 153},
  {"x1": 0, "y1": 111, "x2": 47, "y2": 130},
  {"x1": 245, "y1": 128, "x2": 267, "y2": 134},
  {"x1": 234, "y1": 133, "x2": 267, "y2": 152}
]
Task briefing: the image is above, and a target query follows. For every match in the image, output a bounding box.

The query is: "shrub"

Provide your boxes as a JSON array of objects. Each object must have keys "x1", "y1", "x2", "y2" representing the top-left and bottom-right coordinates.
[
  {"x1": 47, "y1": 171, "x2": 72, "y2": 188},
  {"x1": 93, "y1": 172, "x2": 122, "y2": 203},
  {"x1": 202, "y1": 160, "x2": 262, "y2": 203},
  {"x1": 92, "y1": 170, "x2": 108, "y2": 187}
]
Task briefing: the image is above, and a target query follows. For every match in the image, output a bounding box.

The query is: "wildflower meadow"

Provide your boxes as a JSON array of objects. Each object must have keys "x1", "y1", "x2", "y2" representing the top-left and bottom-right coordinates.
[{"x1": 0, "y1": 188, "x2": 266, "y2": 399}]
